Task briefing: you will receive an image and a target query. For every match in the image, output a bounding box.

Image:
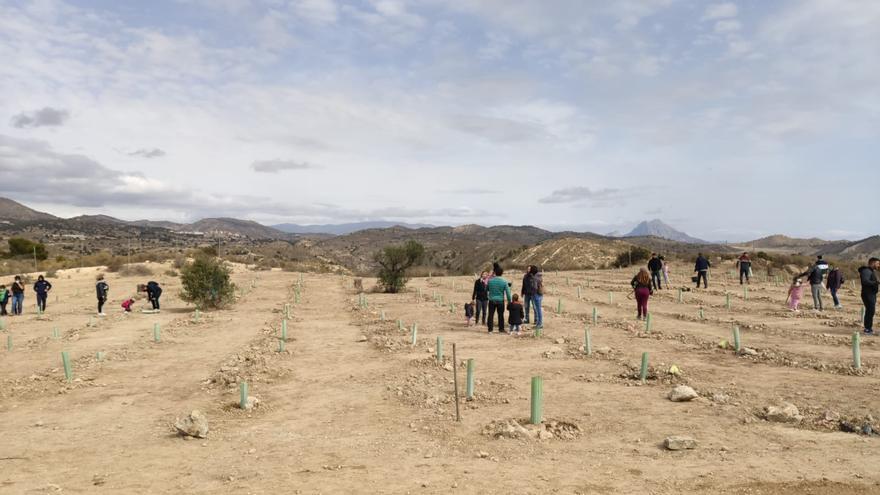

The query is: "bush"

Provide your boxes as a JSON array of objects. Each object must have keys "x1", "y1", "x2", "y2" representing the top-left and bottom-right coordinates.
[
  {"x1": 375, "y1": 241, "x2": 425, "y2": 293},
  {"x1": 118, "y1": 264, "x2": 154, "y2": 277},
  {"x1": 164, "y1": 269, "x2": 179, "y2": 277},
  {"x1": 180, "y1": 256, "x2": 236, "y2": 309},
  {"x1": 105, "y1": 257, "x2": 125, "y2": 272},
  {"x1": 612, "y1": 246, "x2": 651, "y2": 268},
  {"x1": 7, "y1": 238, "x2": 48, "y2": 260}
]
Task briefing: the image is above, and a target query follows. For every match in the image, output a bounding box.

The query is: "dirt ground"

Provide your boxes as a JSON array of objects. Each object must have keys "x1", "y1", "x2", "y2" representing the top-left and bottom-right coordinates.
[{"x1": 2, "y1": 263, "x2": 879, "y2": 494}]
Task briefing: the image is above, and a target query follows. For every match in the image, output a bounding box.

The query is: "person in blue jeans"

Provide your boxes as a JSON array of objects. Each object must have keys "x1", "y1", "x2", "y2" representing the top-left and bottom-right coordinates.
[
  {"x1": 521, "y1": 265, "x2": 535, "y2": 324},
  {"x1": 11, "y1": 275, "x2": 25, "y2": 315},
  {"x1": 33, "y1": 275, "x2": 52, "y2": 313},
  {"x1": 486, "y1": 265, "x2": 511, "y2": 333},
  {"x1": 530, "y1": 265, "x2": 544, "y2": 329}
]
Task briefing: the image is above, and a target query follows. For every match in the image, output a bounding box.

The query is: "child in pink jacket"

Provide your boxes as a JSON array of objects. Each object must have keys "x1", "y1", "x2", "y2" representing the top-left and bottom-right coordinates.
[{"x1": 786, "y1": 278, "x2": 803, "y2": 312}]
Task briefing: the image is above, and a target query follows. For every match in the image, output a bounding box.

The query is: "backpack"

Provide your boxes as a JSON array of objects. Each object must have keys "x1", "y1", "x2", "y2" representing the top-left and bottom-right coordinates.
[{"x1": 536, "y1": 277, "x2": 544, "y2": 296}]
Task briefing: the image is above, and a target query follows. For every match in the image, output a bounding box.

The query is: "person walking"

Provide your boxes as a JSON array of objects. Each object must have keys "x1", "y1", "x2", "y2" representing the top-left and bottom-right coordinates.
[
  {"x1": 531, "y1": 265, "x2": 544, "y2": 330},
  {"x1": 11, "y1": 275, "x2": 25, "y2": 315},
  {"x1": 486, "y1": 265, "x2": 511, "y2": 333},
  {"x1": 737, "y1": 252, "x2": 752, "y2": 285},
  {"x1": 33, "y1": 275, "x2": 52, "y2": 313},
  {"x1": 826, "y1": 265, "x2": 845, "y2": 309},
  {"x1": 631, "y1": 267, "x2": 653, "y2": 320},
  {"x1": 471, "y1": 271, "x2": 489, "y2": 326},
  {"x1": 648, "y1": 253, "x2": 663, "y2": 290},
  {"x1": 146, "y1": 280, "x2": 162, "y2": 311},
  {"x1": 96, "y1": 274, "x2": 109, "y2": 316},
  {"x1": 521, "y1": 265, "x2": 535, "y2": 324},
  {"x1": 694, "y1": 253, "x2": 711, "y2": 289},
  {"x1": 859, "y1": 258, "x2": 879, "y2": 335},
  {"x1": 799, "y1": 257, "x2": 828, "y2": 311},
  {"x1": 786, "y1": 277, "x2": 804, "y2": 312}
]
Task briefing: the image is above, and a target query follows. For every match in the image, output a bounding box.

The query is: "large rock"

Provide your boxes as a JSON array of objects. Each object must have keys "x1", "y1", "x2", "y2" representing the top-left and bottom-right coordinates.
[
  {"x1": 668, "y1": 385, "x2": 698, "y2": 402},
  {"x1": 764, "y1": 403, "x2": 802, "y2": 423},
  {"x1": 664, "y1": 436, "x2": 697, "y2": 450},
  {"x1": 174, "y1": 410, "x2": 209, "y2": 438}
]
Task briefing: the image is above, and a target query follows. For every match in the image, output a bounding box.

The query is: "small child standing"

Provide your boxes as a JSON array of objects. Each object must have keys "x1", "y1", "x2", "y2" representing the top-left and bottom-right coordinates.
[
  {"x1": 786, "y1": 278, "x2": 803, "y2": 312},
  {"x1": 508, "y1": 294, "x2": 525, "y2": 335},
  {"x1": 464, "y1": 301, "x2": 475, "y2": 326}
]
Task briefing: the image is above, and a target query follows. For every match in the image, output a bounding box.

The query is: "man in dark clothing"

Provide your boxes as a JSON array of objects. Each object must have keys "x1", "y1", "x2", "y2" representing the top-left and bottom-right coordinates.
[
  {"x1": 96, "y1": 275, "x2": 109, "y2": 316},
  {"x1": 826, "y1": 266, "x2": 845, "y2": 309},
  {"x1": 647, "y1": 254, "x2": 663, "y2": 290},
  {"x1": 694, "y1": 253, "x2": 711, "y2": 288},
  {"x1": 521, "y1": 266, "x2": 535, "y2": 324},
  {"x1": 799, "y1": 258, "x2": 828, "y2": 311},
  {"x1": 33, "y1": 275, "x2": 52, "y2": 312},
  {"x1": 146, "y1": 281, "x2": 162, "y2": 310},
  {"x1": 737, "y1": 252, "x2": 752, "y2": 285},
  {"x1": 471, "y1": 271, "x2": 489, "y2": 325},
  {"x1": 859, "y1": 258, "x2": 879, "y2": 335}
]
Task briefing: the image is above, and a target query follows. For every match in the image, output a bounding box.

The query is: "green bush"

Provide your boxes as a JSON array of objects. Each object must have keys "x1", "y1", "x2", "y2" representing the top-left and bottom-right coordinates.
[
  {"x1": 7, "y1": 238, "x2": 48, "y2": 260},
  {"x1": 612, "y1": 246, "x2": 651, "y2": 268},
  {"x1": 375, "y1": 240, "x2": 425, "y2": 293},
  {"x1": 180, "y1": 256, "x2": 236, "y2": 309}
]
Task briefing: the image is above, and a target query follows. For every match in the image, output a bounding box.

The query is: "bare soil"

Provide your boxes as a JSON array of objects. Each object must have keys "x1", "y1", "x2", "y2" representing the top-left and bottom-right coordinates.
[{"x1": 1, "y1": 265, "x2": 879, "y2": 494}]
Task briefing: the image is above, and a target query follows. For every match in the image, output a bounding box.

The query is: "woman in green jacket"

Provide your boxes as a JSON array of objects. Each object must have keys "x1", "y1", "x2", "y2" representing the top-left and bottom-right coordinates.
[{"x1": 486, "y1": 264, "x2": 512, "y2": 333}]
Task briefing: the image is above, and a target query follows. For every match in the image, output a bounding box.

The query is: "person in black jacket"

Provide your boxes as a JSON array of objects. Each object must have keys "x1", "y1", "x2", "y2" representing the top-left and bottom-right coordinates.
[
  {"x1": 471, "y1": 271, "x2": 489, "y2": 325},
  {"x1": 826, "y1": 266, "x2": 844, "y2": 309},
  {"x1": 33, "y1": 275, "x2": 52, "y2": 313},
  {"x1": 694, "y1": 254, "x2": 711, "y2": 289},
  {"x1": 521, "y1": 265, "x2": 535, "y2": 324},
  {"x1": 799, "y1": 257, "x2": 829, "y2": 311},
  {"x1": 146, "y1": 281, "x2": 162, "y2": 311},
  {"x1": 96, "y1": 274, "x2": 109, "y2": 316},
  {"x1": 647, "y1": 254, "x2": 663, "y2": 290},
  {"x1": 11, "y1": 275, "x2": 25, "y2": 315},
  {"x1": 507, "y1": 293, "x2": 525, "y2": 335},
  {"x1": 859, "y1": 258, "x2": 880, "y2": 335}
]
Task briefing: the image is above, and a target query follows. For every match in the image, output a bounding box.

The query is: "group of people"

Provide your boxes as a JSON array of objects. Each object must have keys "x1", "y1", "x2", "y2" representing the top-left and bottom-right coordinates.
[
  {"x1": 0, "y1": 273, "x2": 163, "y2": 317},
  {"x1": 465, "y1": 262, "x2": 544, "y2": 335},
  {"x1": 785, "y1": 255, "x2": 842, "y2": 312},
  {"x1": 0, "y1": 275, "x2": 52, "y2": 316}
]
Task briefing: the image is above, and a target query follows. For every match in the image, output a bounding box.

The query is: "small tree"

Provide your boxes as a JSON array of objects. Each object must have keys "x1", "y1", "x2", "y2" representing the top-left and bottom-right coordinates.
[
  {"x1": 180, "y1": 255, "x2": 236, "y2": 309},
  {"x1": 375, "y1": 240, "x2": 425, "y2": 293},
  {"x1": 8, "y1": 238, "x2": 48, "y2": 260}
]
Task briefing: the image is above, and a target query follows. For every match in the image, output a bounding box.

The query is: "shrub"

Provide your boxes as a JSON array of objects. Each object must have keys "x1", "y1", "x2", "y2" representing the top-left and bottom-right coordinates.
[
  {"x1": 118, "y1": 264, "x2": 154, "y2": 277},
  {"x1": 105, "y1": 257, "x2": 125, "y2": 272},
  {"x1": 612, "y1": 246, "x2": 651, "y2": 268},
  {"x1": 7, "y1": 238, "x2": 48, "y2": 260},
  {"x1": 45, "y1": 269, "x2": 58, "y2": 278},
  {"x1": 164, "y1": 269, "x2": 179, "y2": 277},
  {"x1": 180, "y1": 255, "x2": 236, "y2": 309},
  {"x1": 374, "y1": 240, "x2": 425, "y2": 293}
]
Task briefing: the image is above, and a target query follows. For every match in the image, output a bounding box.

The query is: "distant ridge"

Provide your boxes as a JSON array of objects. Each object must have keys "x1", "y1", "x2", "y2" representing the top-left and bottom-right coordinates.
[
  {"x1": 624, "y1": 219, "x2": 706, "y2": 244},
  {"x1": 0, "y1": 197, "x2": 58, "y2": 222},
  {"x1": 272, "y1": 221, "x2": 435, "y2": 236}
]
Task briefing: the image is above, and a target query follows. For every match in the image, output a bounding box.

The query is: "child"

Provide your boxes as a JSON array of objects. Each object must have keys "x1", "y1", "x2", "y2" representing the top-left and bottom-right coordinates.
[
  {"x1": 508, "y1": 294, "x2": 524, "y2": 335},
  {"x1": 786, "y1": 277, "x2": 803, "y2": 312},
  {"x1": 121, "y1": 298, "x2": 135, "y2": 313},
  {"x1": 0, "y1": 285, "x2": 8, "y2": 316},
  {"x1": 464, "y1": 301, "x2": 475, "y2": 326},
  {"x1": 96, "y1": 274, "x2": 109, "y2": 316}
]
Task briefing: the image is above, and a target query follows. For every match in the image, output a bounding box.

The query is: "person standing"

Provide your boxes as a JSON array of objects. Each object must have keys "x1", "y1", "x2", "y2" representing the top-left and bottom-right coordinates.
[
  {"x1": 146, "y1": 280, "x2": 162, "y2": 311},
  {"x1": 0, "y1": 285, "x2": 8, "y2": 316},
  {"x1": 631, "y1": 268, "x2": 653, "y2": 320},
  {"x1": 799, "y1": 258, "x2": 828, "y2": 311},
  {"x1": 648, "y1": 253, "x2": 663, "y2": 290},
  {"x1": 96, "y1": 274, "x2": 109, "y2": 316},
  {"x1": 486, "y1": 265, "x2": 511, "y2": 333},
  {"x1": 471, "y1": 271, "x2": 489, "y2": 326},
  {"x1": 33, "y1": 275, "x2": 52, "y2": 313},
  {"x1": 11, "y1": 276, "x2": 25, "y2": 315},
  {"x1": 530, "y1": 265, "x2": 544, "y2": 330},
  {"x1": 521, "y1": 265, "x2": 535, "y2": 324},
  {"x1": 826, "y1": 265, "x2": 845, "y2": 309},
  {"x1": 694, "y1": 253, "x2": 711, "y2": 289},
  {"x1": 660, "y1": 256, "x2": 669, "y2": 286},
  {"x1": 859, "y1": 258, "x2": 879, "y2": 335},
  {"x1": 508, "y1": 294, "x2": 525, "y2": 336},
  {"x1": 737, "y1": 252, "x2": 752, "y2": 285}
]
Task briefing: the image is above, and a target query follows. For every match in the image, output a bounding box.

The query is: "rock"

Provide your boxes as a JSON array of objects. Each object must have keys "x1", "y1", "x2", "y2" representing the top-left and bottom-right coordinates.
[
  {"x1": 824, "y1": 410, "x2": 841, "y2": 422},
  {"x1": 174, "y1": 410, "x2": 209, "y2": 438},
  {"x1": 554, "y1": 338, "x2": 566, "y2": 345},
  {"x1": 595, "y1": 346, "x2": 612, "y2": 355},
  {"x1": 357, "y1": 335, "x2": 367, "y2": 342},
  {"x1": 667, "y1": 364, "x2": 681, "y2": 376},
  {"x1": 664, "y1": 436, "x2": 697, "y2": 450},
  {"x1": 478, "y1": 451, "x2": 489, "y2": 458},
  {"x1": 241, "y1": 396, "x2": 261, "y2": 410},
  {"x1": 739, "y1": 347, "x2": 758, "y2": 356},
  {"x1": 763, "y1": 403, "x2": 802, "y2": 423},
  {"x1": 443, "y1": 363, "x2": 453, "y2": 371},
  {"x1": 668, "y1": 385, "x2": 698, "y2": 402},
  {"x1": 862, "y1": 424, "x2": 874, "y2": 436}
]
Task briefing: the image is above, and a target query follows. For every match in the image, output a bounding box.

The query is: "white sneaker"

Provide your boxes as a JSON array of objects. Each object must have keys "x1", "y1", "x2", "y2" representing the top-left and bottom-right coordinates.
[{"x1": 98, "y1": 313, "x2": 106, "y2": 317}]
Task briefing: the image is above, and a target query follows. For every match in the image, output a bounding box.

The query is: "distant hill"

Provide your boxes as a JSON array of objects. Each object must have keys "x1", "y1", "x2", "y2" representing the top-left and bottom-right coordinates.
[
  {"x1": 511, "y1": 237, "x2": 635, "y2": 270},
  {"x1": 0, "y1": 197, "x2": 58, "y2": 222},
  {"x1": 625, "y1": 219, "x2": 706, "y2": 244},
  {"x1": 184, "y1": 218, "x2": 291, "y2": 239},
  {"x1": 744, "y1": 235, "x2": 833, "y2": 250},
  {"x1": 273, "y1": 221, "x2": 435, "y2": 235},
  {"x1": 817, "y1": 235, "x2": 880, "y2": 260},
  {"x1": 69, "y1": 214, "x2": 128, "y2": 225}
]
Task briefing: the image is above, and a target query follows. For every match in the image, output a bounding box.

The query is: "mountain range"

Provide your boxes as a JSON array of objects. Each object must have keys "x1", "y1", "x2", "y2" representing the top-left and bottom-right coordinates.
[
  {"x1": 623, "y1": 219, "x2": 707, "y2": 244},
  {"x1": 272, "y1": 221, "x2": 434, "y2": 236}
]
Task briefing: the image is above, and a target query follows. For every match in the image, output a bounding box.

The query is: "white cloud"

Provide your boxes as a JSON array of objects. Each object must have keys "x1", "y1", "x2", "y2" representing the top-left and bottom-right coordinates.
[
  {"x1": 702, "y1": 2, "x2": 738, "y2": 21},
  {"x1": 714, "y1": 19, "x2": 741, "y2": 33}
]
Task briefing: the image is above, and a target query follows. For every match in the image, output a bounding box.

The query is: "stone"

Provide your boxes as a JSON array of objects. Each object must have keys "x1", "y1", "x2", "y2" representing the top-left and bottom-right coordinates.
[
  {"x1": 241, "y1": 396, "x2": 261, "y2": 410},
  {"x1": 357, "y1": 335, "x2": 367, "y2": 342},
  {"x1": 554, "y1": 338, "x2": 566, "y2": 345},
  {"x1": 763, "y1": 403, "x2": 802, "y2": 424},
  {"x1": 595, "y1": 346, "x2": 612, "y2": 355},
  {"x1": 740, "y1": 347, "x2": 758, "y2": 356},
  {"x1": 664, "y1": 436, "x2": 697, "y2": 450},
  {"x1": 478, "y1": 451, "x2": 490, "y2": 458},
  {"x1": 824, "y1": 410, "x2": 840, "y2": 422},
  {"x1": 668, "y1": 385, "x2": 698, "y2": 402},
  {"x1": 667, "y1": 364, "x2": 681, "y2": 376},
  {"x1": 174, "y1": 410, "x2": 209, "y2": 438}
]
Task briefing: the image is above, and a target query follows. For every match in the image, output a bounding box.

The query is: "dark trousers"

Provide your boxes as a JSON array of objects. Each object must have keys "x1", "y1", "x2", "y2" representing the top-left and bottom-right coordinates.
[
  {"x1": 651, "y1": 271, "x2": 662, "y2": 290},
  {"x1": 696, "y1": 271, "x2": 708, "y2": 288},
  {"x1": 475, "y1": 299, "x2": 487, "y2": 324},
  {"x1": 863, "y1": 292, "x2": 877, "y2": 331},
  {"x1": 36, "y1": 292, "x2": 48, "y2": 312},
  {"x1": 98, "y1": 298, "x2": 106, "y2": 314},
  {"x1": 0, "y1": 301, "x2": 6, "y2": 315},
  {"x1": 635, "y1": 287, "x2": 651, "y2": 318},
  {"x1": 487, "y1": 300, "x2": 505, "y2": 332},
  {"x1": 830, "y1": 287, "x2": 840, "y2": 307},
  {"x1": 151, "y1": 297, "x2": 160, "y2": 310},
  {"x1": 740, "y1": 268, "x2": 750, "y2": 284}
]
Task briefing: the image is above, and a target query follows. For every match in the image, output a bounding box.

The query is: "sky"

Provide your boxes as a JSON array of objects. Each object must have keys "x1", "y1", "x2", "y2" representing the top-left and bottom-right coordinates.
[{"x1": 0, "y1": 0, "x2": 877, "y2": 242}]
